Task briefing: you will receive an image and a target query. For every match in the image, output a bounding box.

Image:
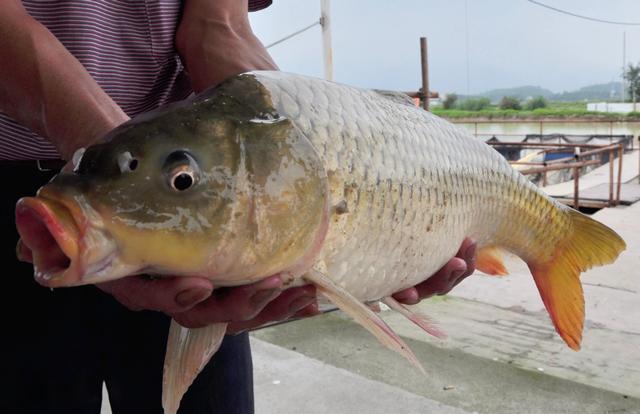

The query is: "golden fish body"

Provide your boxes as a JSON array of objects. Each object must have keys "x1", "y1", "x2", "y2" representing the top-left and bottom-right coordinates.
[{"x1": 16, "y1": 72, "x2": 625, "y2": 414}]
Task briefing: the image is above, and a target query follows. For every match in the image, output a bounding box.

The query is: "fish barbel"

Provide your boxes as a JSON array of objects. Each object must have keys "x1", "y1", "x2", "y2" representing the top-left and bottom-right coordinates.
[{"x1": 15, "y1": 71, "x2": 625, "y2": 413}]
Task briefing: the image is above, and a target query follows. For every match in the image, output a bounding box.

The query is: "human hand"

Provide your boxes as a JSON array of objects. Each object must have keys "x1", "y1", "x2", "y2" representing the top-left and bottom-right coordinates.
[
  {"x1": 98, "y1": 238, "x2": 476, "y2": 331},
  {"x1": 391, "y1": 238, "x2": 477, "y2": 305},
  {"x1": 175, "y1": 0, "x2": 278, "y2": 92},
  {"x1": 97, "y1": 275, "x2": 319, "y2": 334}
]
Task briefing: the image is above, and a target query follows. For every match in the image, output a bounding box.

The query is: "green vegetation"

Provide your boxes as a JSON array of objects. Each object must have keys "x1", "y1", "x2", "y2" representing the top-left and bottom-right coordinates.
[
  {"x1": 499, "y1": 96, "x2": 521, "y2": 110},
  {"x1": 433, "y1": 81, "x2": 640, "y2": 120},
  {"x1": 442, "y1": 93, "x2": 458, "y2": 109},
  {"x1": 459, "y1": 97, "x2": 491, "y2": 111},
  {"x1": 474, "y1": 82, "x2": 620, "y2": 102},
  {"x1": 524, "y1": 96, "x2": 547, "y2": 110},
  {"x1": 624, "y1": 63, "x2": 640, "y2": 103},
  {"x1": 432, "y1": 100, "x2": 640, "y2": 120}
]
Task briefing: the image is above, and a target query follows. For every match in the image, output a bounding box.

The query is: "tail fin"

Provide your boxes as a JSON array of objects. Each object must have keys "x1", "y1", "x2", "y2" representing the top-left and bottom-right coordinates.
[{"x1": 528, "y1": 209, "x2": 625, "y2": 350}]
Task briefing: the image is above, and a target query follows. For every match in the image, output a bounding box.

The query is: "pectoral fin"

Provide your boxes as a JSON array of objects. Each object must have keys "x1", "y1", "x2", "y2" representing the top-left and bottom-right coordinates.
[
  {"x1": 305, "y1": 269, "x2": 425, "y2": 374},
  {"x1": 162, "y1": 320, "x2": 228, "y2": 414}
]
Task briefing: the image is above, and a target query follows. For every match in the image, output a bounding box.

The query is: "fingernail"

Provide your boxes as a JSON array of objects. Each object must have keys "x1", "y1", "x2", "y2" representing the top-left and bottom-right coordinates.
[
  {"x1": 289, "y1": 295, "x2": 315, "y2": 313},
  {"x1": 250, "y1": 288, "x2": 281, "y2": 306},
  {"x1": 176, "y1": 287, "x2": 210, "y2": 308}
]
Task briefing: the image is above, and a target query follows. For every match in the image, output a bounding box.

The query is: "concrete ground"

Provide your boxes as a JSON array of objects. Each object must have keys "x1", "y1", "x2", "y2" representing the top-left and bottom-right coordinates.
[{"x1": 102, "y1": 202, "x2": 640, "y2": 414}]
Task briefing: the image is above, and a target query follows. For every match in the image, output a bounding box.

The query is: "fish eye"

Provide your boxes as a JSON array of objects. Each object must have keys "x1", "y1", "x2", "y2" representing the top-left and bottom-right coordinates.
[
  {"x1": 164, "y1": 150, "x2": 200, "y2": 192},
  {"x1": 170, "y1": 168, "x2": 196, "y2": 191},
  {"x1": 118, "y1": 151, "x2": 138, "y2": 173}
]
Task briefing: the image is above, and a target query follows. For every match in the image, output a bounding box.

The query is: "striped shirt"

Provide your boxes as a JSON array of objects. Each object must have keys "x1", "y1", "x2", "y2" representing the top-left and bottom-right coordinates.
[{"x1": 0, "y1": 0, "x2": 272, "y2": 161}]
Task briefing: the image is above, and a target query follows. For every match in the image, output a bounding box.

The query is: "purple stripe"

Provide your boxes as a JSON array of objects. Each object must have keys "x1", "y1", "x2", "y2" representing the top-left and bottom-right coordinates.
[
  {"x1": 2, "y1": 0, "x2": 271, "y2": 160},
  {"x1": 249, "y1": 0, "x2": 273, "y2": 12}
]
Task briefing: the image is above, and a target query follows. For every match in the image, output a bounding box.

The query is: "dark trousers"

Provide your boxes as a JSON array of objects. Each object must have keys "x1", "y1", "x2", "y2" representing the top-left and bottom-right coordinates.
[{"x1": 0, "y1": 164, "x2": 254, "y2": 414}]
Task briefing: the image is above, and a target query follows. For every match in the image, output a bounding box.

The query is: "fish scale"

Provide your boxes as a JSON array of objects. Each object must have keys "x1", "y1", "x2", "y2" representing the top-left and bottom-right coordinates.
[{"x1": 255, "y1": 72, "x2": 547, "y2": 300}]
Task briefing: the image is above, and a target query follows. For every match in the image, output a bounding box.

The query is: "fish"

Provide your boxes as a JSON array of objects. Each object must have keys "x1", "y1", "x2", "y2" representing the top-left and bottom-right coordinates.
[{"x1": 15, "y1": 71, "x2": 626, "y2": 413}]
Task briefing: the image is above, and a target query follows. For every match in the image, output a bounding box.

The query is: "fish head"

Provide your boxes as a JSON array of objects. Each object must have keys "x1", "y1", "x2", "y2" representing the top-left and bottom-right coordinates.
[{"x1": 16, "y1": 74, "x2": 329, "y2": 288}]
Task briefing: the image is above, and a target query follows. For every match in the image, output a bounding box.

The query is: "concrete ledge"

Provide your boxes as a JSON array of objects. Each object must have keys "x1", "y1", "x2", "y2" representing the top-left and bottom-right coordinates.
[{"x1": 252, "y1": 338, "x2": 470, "y2": 414}]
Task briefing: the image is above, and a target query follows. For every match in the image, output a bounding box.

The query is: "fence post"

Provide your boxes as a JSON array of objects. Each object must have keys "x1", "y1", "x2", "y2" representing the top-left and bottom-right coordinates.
[
  {"x1": 609, "y1": 148, "x2": 615, "y2": 206},
  {"x1": 617, "y1": 144, "x2": 623, "y2": 205},
  {"x1": 573, "y1": 166, "x2": 580, "y2": 210}
]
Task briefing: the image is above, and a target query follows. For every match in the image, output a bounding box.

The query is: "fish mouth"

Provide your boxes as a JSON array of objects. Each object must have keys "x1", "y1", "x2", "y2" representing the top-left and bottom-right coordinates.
[{"x1": 15, "y1": 191, "x2": 117, "y2": 288}]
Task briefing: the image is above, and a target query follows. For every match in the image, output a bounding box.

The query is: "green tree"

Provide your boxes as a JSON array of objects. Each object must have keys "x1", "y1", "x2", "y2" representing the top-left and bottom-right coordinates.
[
  {"x1": 624, "y1": 63, "x2": 640, "y2": 104},
  {"x1": 499, "y1": 96, "x2": 521, "y2": 110},
  {"x1": 442, "y1": 93, "x2": 458, "y2": 109},
  {"x1": 525, "y1": 96, "x2": 547, "y2": 110},
  {"x1": 460, "y1": 97, "x2": 491, "y2": 111}
]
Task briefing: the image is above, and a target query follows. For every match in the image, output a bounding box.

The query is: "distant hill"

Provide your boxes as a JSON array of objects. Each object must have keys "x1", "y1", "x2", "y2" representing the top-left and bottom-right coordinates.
[
  {"x1": 457, "y1": 82, "x2": 622, "y2": 103},
  {"x1": 552, "y1": 82, "x2": 621, "y2": 102},
  {"x1": 479, "y1": 86, "x2": 554, "y2": 102}
]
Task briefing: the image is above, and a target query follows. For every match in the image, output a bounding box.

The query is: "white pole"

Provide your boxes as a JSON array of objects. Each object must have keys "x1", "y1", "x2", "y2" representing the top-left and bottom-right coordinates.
[
  {"x1": 464, "y1": 0, "x2": 470, "y2": 96},
  {"x1": 622, "y1": 31, "x2": 626, "y2": 102},
  {"x1": 321, "y1": 0, "x2": 333, "y2": 81}
]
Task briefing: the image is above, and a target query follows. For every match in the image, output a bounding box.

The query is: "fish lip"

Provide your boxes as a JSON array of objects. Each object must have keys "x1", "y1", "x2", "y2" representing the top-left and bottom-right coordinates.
[{"x1": 15, "y1": 191, "x2": 117, "y2": 288}]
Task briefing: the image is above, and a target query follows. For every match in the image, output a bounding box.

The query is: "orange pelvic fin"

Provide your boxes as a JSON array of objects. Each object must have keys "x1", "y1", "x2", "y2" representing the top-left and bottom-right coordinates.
[
  {"x1": 528, "y1": 208, "x2": 625, "y2": 350},
  {"x1": 476, "y1": 246, "x2": 508, "y2": 276}
]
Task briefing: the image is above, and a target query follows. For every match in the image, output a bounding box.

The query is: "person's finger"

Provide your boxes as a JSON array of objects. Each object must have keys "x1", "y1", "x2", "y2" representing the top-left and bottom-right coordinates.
[
  {"x1": 225, "y1": 285, "x2": 317, "y2": 334},
  {"x1": 172, "y1": 276, "x2": 285, "y2": 328},
  {"x1": 459, "y1": 238, "x2": 478, "y2": 278},
  {"x1": 292, "y1": 302, "x2": 321, "y2": 319},
  {"x1": 414, "y1": 257, "x2": 468, "y2": 299},
  {"x1": 97, "y1": 275, "x2": 213, "y2": 314},
  {"x1": 446, "y1": 239, "x2": 478, "y2": 292},
  {"x1": 392, "y1": 287, "x2": 420, "y2": 305}
]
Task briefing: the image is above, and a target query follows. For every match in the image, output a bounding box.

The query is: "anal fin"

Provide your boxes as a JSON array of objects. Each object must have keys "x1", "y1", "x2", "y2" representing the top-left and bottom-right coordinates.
[
  {"x1": 382, "y1": 296, "x2": 446, "y2": 339},
  {"x1": 477, "y1": 246, "x2": 508, "y2": 276},
  {"x1": 162, "y1": 320, "x2": 228, "y2": 414},
  {"x1": 304, "y1": 269, "x2": 425, "y2": 374}
]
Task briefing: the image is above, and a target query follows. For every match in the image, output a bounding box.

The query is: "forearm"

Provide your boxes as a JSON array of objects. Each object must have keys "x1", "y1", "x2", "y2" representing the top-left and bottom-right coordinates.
[
  {"x1": 176, "y1": 0, "x2": 278, "y2": 93},
  {"x1": 0, "y1": 2, "x2": 128, "y2": 160}
]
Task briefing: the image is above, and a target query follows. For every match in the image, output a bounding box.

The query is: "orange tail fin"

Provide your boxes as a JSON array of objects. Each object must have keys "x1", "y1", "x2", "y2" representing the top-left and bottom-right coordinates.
[{"x1": 528, "y1": 209, "x2": 625, "y2": 350}]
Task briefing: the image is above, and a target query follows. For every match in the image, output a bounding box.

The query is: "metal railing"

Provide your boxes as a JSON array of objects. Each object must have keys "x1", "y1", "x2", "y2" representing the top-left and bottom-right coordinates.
[{"x1": 487, "y1": 141, "x2": 626, "y2": 209}]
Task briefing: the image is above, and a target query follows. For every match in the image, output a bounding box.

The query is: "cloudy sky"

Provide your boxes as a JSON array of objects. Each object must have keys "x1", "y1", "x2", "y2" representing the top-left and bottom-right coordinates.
[{"x1": 249, "y1": 1, "x2": 640, "y2": 95}]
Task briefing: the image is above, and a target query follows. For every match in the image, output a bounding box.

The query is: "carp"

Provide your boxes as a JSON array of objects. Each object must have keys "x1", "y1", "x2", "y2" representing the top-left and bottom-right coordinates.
[{"x1": 15, "y1": 71, "x2": 625, "y2": 413}]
